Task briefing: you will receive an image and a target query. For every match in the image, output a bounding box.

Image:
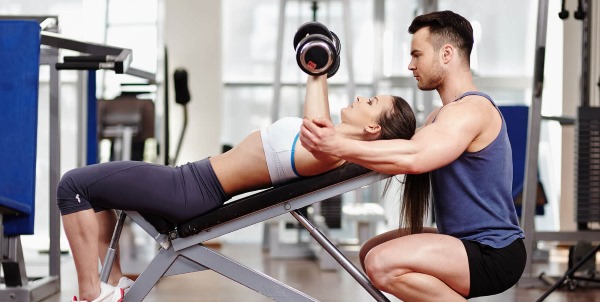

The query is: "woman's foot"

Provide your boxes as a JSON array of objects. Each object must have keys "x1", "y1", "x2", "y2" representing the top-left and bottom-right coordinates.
[
  {"x1": 117, "y1": 277, "x2": 135, "y2": 290},
  {"x1": 70, "y1": 282, "x2": 124, "y2": 302}
]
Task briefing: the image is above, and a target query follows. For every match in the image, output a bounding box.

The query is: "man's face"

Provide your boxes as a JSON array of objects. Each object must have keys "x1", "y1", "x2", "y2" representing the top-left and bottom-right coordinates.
[{"x1": 408, "y1": 27, "x2": 444, "y2": 91}]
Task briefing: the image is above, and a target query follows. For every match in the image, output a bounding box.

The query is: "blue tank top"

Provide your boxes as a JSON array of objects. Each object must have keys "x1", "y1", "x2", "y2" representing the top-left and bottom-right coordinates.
[{"x1": 431, "y1": 91, "x2": 524, "y2": 248}]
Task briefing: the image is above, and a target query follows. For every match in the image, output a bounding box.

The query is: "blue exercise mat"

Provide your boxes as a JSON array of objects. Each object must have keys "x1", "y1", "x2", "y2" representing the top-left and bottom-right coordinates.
[{"x1": 0, "y1": 20, "x2": 41, "y2": 235}]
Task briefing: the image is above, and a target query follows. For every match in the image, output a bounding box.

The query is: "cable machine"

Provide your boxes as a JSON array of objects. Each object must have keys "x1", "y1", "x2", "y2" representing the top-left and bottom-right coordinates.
[{"x1": 521, "y1": 0, "x2": 600, "y2": 295}]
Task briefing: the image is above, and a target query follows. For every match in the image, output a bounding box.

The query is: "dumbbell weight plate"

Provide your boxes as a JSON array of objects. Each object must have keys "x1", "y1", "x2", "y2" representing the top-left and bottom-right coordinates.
[
  {"x1": 327, "y1": 55, "x2": 340, "y2": 78},
  {"x1": 293, "y1": 21, "x2": 334, "y2": 50},
  {"x1": 330, "y1": 31, "x2": 341, "y2": 55},
  {"x1": 297, "y1": 35, "x2": 335, "y2": 76}
]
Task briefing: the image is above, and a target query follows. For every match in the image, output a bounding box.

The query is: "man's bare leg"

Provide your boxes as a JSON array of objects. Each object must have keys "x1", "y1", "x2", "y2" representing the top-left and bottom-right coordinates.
[{"x1": 363, "y1": 232, "x2": 470, "y2": 301}]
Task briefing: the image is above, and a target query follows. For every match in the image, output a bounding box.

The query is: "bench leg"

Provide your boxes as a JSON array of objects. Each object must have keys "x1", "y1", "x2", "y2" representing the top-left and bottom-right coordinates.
[
  {"x1": 1, "y1": 235, "x2": 28, "y2": 287},
  {"x1": 100, "y1": 211, "x2": 127, "y2": 283},
  {"x1": 291, "y1": 210, "x2": 391, "y2": 302},
  {"x1": 124, "y1": 247, "x2": 178, "y2": 302},
  {"x1": 180, "y1": 244, "x2": 318, "y2": 302}
]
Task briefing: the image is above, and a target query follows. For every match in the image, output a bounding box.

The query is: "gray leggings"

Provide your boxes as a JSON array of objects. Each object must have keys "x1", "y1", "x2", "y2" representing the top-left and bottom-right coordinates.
[{"x1": 57, "y1": 158, "x2": 227, "y2": 223}]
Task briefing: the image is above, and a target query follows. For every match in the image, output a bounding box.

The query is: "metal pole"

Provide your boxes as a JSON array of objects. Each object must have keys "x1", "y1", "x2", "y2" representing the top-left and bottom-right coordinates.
[
  {"x1": 271, "y1": 0, "x2": 287, "y2": 122},
  {"x1": 581, "y1": 0, "x2": 591, "y2": 108},
  {"x1": 48, "y1": 51, "x2": 62, "y2": 279},
  {"x1": 521, "y1": 0, "x2": 549, "y2": 277},
  {"x1": 342, "y1": 0, "x2": 355, "y2": 100},
  {"x1": 372, "y1": 0, "x2": 384, "y2": 97},
  {"x1": 536, "y1": 243, "x2": 600, "y2": 301},
  {"x1": 77, "y1": 71, "x2": 88, "y2": 167},
  {"x1": 291, "y1": 210, "x2": 391, "y2": 302},
  {"x1": 100, "y1": 212, "x2": 127, "y2": 283}
]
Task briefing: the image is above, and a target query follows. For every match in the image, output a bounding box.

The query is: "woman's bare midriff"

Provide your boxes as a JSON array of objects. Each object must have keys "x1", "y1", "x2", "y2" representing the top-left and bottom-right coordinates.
[{"x1": 209, "y1": 131, "x2": 272, "y2": 197}]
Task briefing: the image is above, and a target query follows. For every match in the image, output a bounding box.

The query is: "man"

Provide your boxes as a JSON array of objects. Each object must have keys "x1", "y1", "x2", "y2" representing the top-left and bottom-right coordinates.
[{"x1": 299, "y1": 10, "x2": 525, "y2": 301}]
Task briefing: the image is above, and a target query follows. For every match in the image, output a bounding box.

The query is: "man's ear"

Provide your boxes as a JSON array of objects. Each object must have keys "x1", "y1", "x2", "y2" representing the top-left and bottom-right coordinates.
[
  {"x1": 441, "y1": 44, "x2": 454, "y2": 64},
  {"x1": 365, "y1": 124, "x2": 382, "y2": 135}
]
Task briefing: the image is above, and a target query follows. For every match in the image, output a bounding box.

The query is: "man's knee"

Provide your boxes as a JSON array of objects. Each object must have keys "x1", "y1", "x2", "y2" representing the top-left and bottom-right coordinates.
[
  {"x1": 363, "y1": 248, "x2": 397, "y2": 290},
  {"x1": 358, "y1": 243, "x2": 371, "y2": 271}
]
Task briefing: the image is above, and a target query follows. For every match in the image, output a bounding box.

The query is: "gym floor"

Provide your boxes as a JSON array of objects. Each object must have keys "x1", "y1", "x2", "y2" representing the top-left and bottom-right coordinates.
[{"x1": 33, "y1": 226, "x2": 600, "y2": 302}]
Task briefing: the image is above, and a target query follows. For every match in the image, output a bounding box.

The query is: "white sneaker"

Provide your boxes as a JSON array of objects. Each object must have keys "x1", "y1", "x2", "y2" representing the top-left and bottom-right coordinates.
[
  {"x1": 117, "y1": 276, "x2": 135, "y2": 295},
  {"x1": 70, "y1": 279, "x2": 129, "y2": 302},
  {"x1": 91, "y1": 282, "x2": 124, "y2": 302},
  {"x1": 117, "y1": 277, "x2": 135, "y2": 289}
]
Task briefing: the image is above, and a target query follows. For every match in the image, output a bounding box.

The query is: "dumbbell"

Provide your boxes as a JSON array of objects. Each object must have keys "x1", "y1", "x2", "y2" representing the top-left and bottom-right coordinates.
[{"x1": 293, "y1": 22, "x2": 341, "y2": 77}]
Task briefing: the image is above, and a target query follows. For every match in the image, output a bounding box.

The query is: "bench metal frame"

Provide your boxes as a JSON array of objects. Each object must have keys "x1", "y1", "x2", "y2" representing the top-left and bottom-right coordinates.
[{"x1": 101, "y1": 166, "x2": 392, "y2": 302}]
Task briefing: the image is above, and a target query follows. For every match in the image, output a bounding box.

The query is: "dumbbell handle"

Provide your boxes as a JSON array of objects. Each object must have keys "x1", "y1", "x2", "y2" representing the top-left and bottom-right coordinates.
[{"x1": 298, "y1": 41, "x2": 334, "y2": 75}]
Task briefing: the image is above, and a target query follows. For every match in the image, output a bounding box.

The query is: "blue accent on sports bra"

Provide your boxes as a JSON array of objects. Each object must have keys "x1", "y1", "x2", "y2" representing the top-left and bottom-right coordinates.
[
  {"x1": 260, "y1": 117, "x2": 303, "y2": 186},
  {"x1": 290, "y1": 132, "x2": 301, "y2": 177}
]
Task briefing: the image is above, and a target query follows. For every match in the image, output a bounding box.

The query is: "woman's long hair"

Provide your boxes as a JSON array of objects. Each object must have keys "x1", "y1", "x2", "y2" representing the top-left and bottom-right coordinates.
[{"x1": 377, "y1": 96, "x2": 431, "y2": 235}]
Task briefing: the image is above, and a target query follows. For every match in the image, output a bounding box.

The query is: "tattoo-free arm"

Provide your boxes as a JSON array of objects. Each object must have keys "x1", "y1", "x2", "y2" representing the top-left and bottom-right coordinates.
[
  {"x1": 303, "y1": 75, "x2": 331, "y2": 121},
  {"x1": 300, "y1": 101, "x2": 483, "y2": 174},
  {"x1": 295, "y1": 75, "x2": 343, "y2": 173}
]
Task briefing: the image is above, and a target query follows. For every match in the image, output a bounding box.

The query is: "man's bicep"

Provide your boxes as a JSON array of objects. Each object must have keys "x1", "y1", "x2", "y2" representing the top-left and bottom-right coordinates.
[{"x1": 412, "y1": 114, "x2": 479, "y2": 169}]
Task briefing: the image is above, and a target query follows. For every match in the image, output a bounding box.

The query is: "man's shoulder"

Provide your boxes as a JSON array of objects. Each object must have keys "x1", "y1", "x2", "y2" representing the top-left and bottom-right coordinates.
[
  {"x1": 435, "y1": 99, "x2": 482, "y2": 119},
  {"x1": 424, "y1": 107, "x2": 442, "y2": 125}
]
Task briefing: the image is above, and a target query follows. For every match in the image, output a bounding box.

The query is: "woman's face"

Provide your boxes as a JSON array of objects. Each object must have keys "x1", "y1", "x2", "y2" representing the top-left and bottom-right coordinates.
[{"x1": 340, "y1": 95, "x2": 393, "y2": 128}]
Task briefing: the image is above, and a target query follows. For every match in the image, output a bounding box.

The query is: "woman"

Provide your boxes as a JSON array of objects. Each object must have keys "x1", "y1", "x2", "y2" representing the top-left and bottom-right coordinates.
[{"x1": 58, "y1": 74, "x2": 421, "y2": 302}]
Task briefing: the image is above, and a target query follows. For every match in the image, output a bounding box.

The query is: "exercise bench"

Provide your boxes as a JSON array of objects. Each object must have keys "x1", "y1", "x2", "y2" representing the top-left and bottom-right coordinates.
[{"x1": 101, "y1": 164, "x2": 393, "y2": 302}]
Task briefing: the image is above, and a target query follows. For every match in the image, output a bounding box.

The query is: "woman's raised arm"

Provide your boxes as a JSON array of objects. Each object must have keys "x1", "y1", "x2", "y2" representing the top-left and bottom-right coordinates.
[{"x1": 302, "y1": 75, "x2": 331, "y2": 121}]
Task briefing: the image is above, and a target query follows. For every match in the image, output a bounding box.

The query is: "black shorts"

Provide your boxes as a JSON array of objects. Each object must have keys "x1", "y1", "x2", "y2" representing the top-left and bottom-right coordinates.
[{"x1": 462, "y1": 238, "x2": 526, "y2": 298}]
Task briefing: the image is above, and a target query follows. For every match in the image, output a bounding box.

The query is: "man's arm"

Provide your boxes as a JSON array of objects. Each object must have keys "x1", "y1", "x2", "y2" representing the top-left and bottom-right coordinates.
[{"x1": 300, "y1": 101, "x2": 484, "y2": 174}]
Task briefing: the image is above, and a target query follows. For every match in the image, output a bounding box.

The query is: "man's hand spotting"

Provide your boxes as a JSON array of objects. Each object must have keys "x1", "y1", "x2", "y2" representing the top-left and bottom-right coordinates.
[{"x1": 300, "y1": 117, "x2": 342, "y2": 157}]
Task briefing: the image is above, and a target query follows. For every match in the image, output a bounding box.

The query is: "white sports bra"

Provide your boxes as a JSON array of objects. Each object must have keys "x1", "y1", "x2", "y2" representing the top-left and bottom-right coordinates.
[{"x1": 260, "y1": 117, "x2": 303, "y2": 186}]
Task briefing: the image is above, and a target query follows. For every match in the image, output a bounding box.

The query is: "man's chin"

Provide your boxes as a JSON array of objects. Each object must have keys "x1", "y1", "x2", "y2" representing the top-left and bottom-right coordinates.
[{"x1": 417, "y1": 83, "x2": 436, "y2": 91}]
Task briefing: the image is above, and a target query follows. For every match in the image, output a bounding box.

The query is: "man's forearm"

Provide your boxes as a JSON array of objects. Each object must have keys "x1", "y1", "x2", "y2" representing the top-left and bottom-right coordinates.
[{"x1": 332, "y1": 138, "x2": 420, "y2": 175}]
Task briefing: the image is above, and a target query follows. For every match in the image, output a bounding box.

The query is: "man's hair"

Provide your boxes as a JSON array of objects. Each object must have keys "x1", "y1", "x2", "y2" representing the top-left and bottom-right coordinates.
[{"x1": 408, "y1": 10, "x2": 474, "y2": 64}]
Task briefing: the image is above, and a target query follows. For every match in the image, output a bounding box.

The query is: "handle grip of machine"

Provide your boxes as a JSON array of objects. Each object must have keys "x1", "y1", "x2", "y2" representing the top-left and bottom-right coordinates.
[
  {"x1": 174, "y1": 68, "x2": 191, "y2": 105},
  {"x1": 55, "y1": 62, "x2": 115, "y2": 70}
]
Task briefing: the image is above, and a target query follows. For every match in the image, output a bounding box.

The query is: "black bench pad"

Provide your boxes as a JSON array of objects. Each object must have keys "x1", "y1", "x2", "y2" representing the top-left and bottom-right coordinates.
[{"x1": 173, "y1": 163, "x2": 372, "y2": 238}]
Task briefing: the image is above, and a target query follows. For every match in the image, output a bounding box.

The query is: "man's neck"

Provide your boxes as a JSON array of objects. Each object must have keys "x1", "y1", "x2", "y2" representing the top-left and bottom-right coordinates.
[{"x1": 437, "y1": 70, "x2": 477, "y2": 105}]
